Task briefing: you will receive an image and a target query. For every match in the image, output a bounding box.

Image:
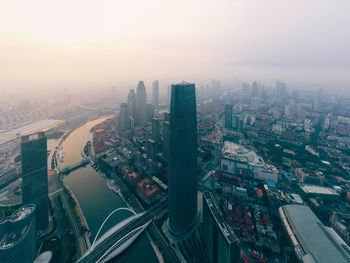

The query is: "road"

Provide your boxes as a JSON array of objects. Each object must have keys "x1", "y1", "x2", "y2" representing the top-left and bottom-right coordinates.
[
  {"x1": 61, "y1": 191, "x2": 86, "y2": 256},
  {"x1": 112, "y1": 173, "x2": 181, "y2": 263}
]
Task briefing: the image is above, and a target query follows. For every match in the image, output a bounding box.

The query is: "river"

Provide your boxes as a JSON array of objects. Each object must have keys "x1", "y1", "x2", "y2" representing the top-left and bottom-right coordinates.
[{"x1": 58, "y1": 118, "x2": 158, "y2": 263}]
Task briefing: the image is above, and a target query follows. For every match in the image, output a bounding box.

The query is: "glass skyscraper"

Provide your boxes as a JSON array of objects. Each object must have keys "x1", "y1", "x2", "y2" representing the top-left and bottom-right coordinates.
[
  {"x1": 168, "y1": 82, "x2": 198, "y2": 235},
  {"x1": 21, "y1": 132, "x2": 49, "y2": 231}
]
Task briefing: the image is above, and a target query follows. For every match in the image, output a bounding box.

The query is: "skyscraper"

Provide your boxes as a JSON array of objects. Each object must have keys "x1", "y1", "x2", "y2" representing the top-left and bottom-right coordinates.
[
  {"x1": 168, "y1": 82, "x2": 198, "y2": 235},
  {"x1": 152, "y1": 118, "x2": 160, "y2": 143},
  {"x1": 21, "y1": 132, "x2": 49, "y2": 231},
  {"x1": 276, "y1": 81, "x2": 287, "y2": 98},
  {"x1": 162, "y1": 121, "x2": 170, "y2": 159},
  {"x1": 118, "y1": 103, "x2": 130, "y2": 131},
  {"x1": 224, "y1": 104, "x2": 232, "y2": 129},
  {"x1": 152, "y1": 80, "x2": 159, "y2": 107},
  {"x1": 127, "y1": 89, "x2": 136, "y2": 122},
  {"x1": 136, "y1": 81, "x2": 147, "y2": 125},
  {"x1": 251, "y1": 96, "x2": 260, "y2": 111},
  {"x1": 0, "y1": 204, "x2": 36, "y2": 263},
  {"x1": 203, "y1": 192, "x2": 240, "y2": 263}
]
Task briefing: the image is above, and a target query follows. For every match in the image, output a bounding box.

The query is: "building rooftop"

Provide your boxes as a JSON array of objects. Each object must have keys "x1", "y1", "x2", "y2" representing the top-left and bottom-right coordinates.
[
  {"x1": 174, "y1": 81, "x2": 194, "y2": 86},
  {"x1": 204, "y1": 192, "x2": 239, "y2": 245},
  {"x1": 10, "y1": 205, "x2": 35, "y2": 222},
  {"x1": 0, "y1": 225, "x2": 30, "y2": 249},
  {"x1": 221, "y1": 141, "x2": 264, "y2": 166},
  {"x1": 0, "y1": 204, "x2": 35, "y2": 250},
  {"x1": 300, "y1": 184, "x2": 340, "y2": 196},
  {"x1": 279, "y1": 205, "x2": 350, "y2": 263}
]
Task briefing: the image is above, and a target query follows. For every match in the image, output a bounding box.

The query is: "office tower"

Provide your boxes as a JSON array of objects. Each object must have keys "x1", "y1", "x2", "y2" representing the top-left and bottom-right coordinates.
[
  {"x1": 224, "y1": 105, "x2": 232, "y2": 129},
  {"x1": 163, "y1": 112, "x2": 170, "y2": 122},
  {"x1": 118, "y1": 103, "x2": 130, "y2": 131},
  {"x1": 276, "y1": 81, "x2": 287, "y2": 98},
  {"x1": 147, "y1": 139, "x2": 157, "y2": 161},
  {"x1": 21, "y1": 132, "x2": 49, "y2": 231},
  {"x1": 152, "y1": 118, "x2": 160, "y2": 142},
  {"x1": 0, "y1": 204, "x2": 36, "y2": 263},
  {"x1": 297, "y1": 106, "x2": 306, "y2": 122},
  {"x1": 242, "y1": 83, "x2": 250, "y2": 95},
  {"x1": 152, "y1": 80, "x2": 159, "y2": 107},
  {"x1": 136, "y1": 81, "x2": 147, "y2": 125},
  {"x1": 127, "y1": 89, "x2": 136, "y2": 121},
  {"x1": 168, "y1": 82, "x2": 198, "y2": 235},
  {"x1": 162, "y1": 121, "x2": 170, "y2": 159},
  {"x1": 146, "y1": 104, "x2": 154, "y2": 120},
  {"x1": 203, "y1": 192, "x2": 240, "y2": 263},
  {"x1": 251, "y1": 81, "x2": 258, "y2": 97},
  {"x1": 167, "y1": 84, "x2": 171, "y2": 104},
  {"x1": 252, "y1": 96, "x2": 260, "y2": 111}
]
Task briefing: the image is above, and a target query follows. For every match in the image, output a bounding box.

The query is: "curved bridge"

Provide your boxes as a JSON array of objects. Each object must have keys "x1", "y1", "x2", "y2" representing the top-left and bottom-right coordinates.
[{"x1": 77, "y1": 200, "x2": 166, "y2": 263}]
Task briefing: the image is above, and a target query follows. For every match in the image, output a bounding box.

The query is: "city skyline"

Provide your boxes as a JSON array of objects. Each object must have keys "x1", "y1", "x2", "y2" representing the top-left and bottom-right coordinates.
[{"x1": 1, "y1": 1, "x2": 350, "y2": 262}]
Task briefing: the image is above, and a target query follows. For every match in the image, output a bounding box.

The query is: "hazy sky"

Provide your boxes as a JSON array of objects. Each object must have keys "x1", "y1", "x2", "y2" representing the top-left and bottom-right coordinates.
[{"x1": 1, "y1": 0, "x2": 350, "y2": 92}]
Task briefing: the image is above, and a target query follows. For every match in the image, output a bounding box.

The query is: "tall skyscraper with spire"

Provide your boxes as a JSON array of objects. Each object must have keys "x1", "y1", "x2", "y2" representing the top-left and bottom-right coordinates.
[
  {"x1": 136, "y1": 81, "x2": 147, "y2": 125},
  {"x1": 168, "y1": 82, "x2": 198, "y2": 236},
  {"x1": 127, "y1": 89, "x2": 136, "y2": 122}
]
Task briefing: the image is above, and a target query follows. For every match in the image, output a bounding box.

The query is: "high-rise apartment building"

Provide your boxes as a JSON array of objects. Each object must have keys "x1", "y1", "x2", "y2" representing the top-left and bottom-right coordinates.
[
  {"x1": 21, "y1": 132, "x2": 49, "y2": 231},
  {"x1": 168, "y1": 82, "x2": 198, "y2": 235},
  {"x1": 136, "y1": 81, "x2": 147, "y2": 125}
]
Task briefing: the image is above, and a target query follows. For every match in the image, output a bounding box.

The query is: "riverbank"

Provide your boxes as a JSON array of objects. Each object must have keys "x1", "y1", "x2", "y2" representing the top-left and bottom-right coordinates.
[
  {"x1": 61, "y1": 179, "x2": 91, "y2": 250},
  {"x1": 58, "y1": 117, "x2": 158, "y2": 263}
]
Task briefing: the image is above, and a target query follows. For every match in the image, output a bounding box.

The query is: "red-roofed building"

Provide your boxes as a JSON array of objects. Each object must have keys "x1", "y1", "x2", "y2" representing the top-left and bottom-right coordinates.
[{"x1": 137, "y1": 178, "x2": 160, "y2": 204}]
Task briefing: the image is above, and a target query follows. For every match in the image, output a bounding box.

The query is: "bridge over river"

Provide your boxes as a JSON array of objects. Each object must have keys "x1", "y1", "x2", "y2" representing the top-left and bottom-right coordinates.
[{"x1": 77, "y1": 200, "x2": 167, "y2": 263}]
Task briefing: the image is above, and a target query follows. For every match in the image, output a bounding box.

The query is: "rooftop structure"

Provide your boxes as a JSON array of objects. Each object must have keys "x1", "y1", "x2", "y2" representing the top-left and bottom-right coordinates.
[
  {"x1": 299, "y1": 184, "x2": 340, "y2": 200},
  {"x1": 221, "y1": 141, "x2": 263, "y2": 166},
  {"x1": 279, "y1": 205, "x2": 350, "y2": 263},
  {"x1": 0, "y1": 204, "x2": 36, "y2": 263}
]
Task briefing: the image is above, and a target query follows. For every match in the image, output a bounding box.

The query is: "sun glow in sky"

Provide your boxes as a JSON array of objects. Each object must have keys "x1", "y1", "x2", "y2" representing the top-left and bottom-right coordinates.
[{"x1": 1, "y1": 0, "x2": 350, "y2": 91}]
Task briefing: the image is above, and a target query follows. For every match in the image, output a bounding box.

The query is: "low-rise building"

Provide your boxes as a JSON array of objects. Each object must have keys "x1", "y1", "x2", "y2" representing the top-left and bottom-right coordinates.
[{"x1": 221, "y1": 141, "x2": 279, "y2": 183}]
